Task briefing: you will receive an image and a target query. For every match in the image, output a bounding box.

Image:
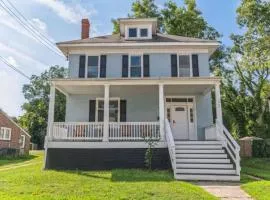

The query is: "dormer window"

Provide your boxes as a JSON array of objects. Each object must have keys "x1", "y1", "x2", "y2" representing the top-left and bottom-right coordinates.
[
  {"x1": 129, "y1": 28, "x2": 137, "y2": 37},
  {"x1": 125, "y1": 25, "x2": 152, "y2": 39},
  {"x1": 140, "y1": 28, "x2": 148, "y2": 37}
]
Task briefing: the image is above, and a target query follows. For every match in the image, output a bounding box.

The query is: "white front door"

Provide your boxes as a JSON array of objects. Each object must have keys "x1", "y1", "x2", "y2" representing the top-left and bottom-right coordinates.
[{"x1": 171, "y1": 106, "x2": 189, "y2": 140}]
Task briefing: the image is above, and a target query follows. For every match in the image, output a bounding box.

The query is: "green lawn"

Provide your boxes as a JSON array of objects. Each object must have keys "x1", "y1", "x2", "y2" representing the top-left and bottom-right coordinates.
[
  {"x1": 0, "y1": 151, "x2": 217, "y2": 200},
  {"x1": 0, "y1": 153, "x2": 37, "y2": 167},
  {"x1": 241, "y1": 158, "x2": 270, "y2": 200}
]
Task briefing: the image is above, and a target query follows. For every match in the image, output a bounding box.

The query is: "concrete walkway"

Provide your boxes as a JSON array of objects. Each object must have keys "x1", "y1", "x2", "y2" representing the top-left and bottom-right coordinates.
[{"x1": 196, "y1": 182, "x2": 252, "y2": 200}]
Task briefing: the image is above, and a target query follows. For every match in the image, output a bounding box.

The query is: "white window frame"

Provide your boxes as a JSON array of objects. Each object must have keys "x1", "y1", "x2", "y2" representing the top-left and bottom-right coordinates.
[
  {"x1": 20, "y1": 134, "x2": 25, "y2": 148},
  {"x1": 0, "y1": 127, "x2": 12, "y2": 140},
  {"x1": 129, "y1": 54, "x2": 143, "y2": 78},
  {"x1": 125, "y1": 24, "x2": 152, "y2": 40},
  {"x1": 85, "y1": 55, "x2": 101, "y2": 78},
  {"x1": 95, "y1": 98, "x2": 120, "y2": 122},
  {"x1": 177, "y1": 53, "x2": 193, "y2": 77}
]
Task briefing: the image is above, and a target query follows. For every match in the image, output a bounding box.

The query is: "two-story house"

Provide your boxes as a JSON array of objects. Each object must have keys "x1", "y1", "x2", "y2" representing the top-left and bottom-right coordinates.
[{"x1": 44, "y1": 18, "x2": 240, "y2": 181}]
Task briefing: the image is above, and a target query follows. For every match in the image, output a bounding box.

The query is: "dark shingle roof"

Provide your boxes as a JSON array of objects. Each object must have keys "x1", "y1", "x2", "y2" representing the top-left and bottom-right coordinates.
[{"x1": 56, "y1": 33, "x2": 218, "y2": 45}]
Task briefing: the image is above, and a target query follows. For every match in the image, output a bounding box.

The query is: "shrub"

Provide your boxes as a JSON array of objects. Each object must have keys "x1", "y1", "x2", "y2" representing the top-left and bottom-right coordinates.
[{"x1": 252, "y1": 139, "x2": 270, "y2": 157}]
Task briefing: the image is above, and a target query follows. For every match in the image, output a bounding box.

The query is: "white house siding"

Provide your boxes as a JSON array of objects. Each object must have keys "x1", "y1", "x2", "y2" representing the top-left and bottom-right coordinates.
[
  {"x1": 69, "y1": 54, "x2": 80, "y2": 78},
  {"x1": 68, "y1": 53, "x2": 210, "y2": 78},
  {"x1": 196, "y1": 93, "x2": 213, "y2": 140},
  {"x1": 65, "y1": 85, "x2": 213, "y2": 140},
  {"x1": 65, "y1": 85, "x2": 159, "y2": 122},
  {"x1": 149, "y1": 54, "x2": 171, "y2": 77}
]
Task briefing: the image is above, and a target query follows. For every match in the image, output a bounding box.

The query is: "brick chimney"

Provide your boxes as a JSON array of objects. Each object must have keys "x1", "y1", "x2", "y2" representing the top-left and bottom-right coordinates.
[{"x1": 81, "y1": 19, "x2": 90, "y2": 39}]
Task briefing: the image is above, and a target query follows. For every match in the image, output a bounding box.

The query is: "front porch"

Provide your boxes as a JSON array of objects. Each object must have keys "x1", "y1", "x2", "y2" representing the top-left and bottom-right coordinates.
[{"x1": 46, "y1": 77, "x2": 223, "y2": 144}]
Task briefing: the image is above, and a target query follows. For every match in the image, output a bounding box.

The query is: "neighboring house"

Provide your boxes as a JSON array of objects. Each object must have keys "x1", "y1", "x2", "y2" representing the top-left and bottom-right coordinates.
[
  {"x1": 44, "y1": 18, "x2": 240, "y2": 181},
  {"x1": 0, "y1": 110, "x2": 31, "y2": 155}
]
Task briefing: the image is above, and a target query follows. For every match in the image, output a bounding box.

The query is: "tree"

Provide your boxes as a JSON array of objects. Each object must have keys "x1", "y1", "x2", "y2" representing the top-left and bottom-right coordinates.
[
  {"x1": 112, "y1": 0, "x2": 162, "y2": 34},
  {"x1": 162, "y1": 0, "x2": 220, "y2": 39},
  {"x1": 19, "y1": 66, "x2": 67, "y2": 148},
  {"x1": 221, "y1": 0, "x2": 270, "y2": 138}
]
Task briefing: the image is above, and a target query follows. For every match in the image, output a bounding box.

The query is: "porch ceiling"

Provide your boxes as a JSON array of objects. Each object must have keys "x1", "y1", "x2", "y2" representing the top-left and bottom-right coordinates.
[{"x1": 56, "y1": 83, "x2": 214, "y2": 95}]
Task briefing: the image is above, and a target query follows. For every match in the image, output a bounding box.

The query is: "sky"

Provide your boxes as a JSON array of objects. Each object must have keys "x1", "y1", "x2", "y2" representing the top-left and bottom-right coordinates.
[{"x1": 0, "y1": 0, "x2": 241, "y2": 117}]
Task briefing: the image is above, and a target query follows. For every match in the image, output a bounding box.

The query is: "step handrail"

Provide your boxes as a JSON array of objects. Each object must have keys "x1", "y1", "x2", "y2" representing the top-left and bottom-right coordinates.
[
  {"x1": 165, "y1": 119, "x2": 176, "y2": 176},
  {"x1": 216, "y1": 119, "x2": 241, "y2": 175}
]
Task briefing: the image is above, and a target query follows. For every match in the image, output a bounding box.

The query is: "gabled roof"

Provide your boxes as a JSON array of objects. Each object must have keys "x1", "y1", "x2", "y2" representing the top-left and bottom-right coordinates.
[
  {"x1": 56, "y1": 33, "x2": 218, "y2": 45},
  {"x1": 0, "y1": 110, "x2": 31, "y2": 138}
]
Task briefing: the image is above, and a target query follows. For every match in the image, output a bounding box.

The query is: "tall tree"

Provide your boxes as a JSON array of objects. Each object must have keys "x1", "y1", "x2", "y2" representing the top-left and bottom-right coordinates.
[
  {"x1": 162, "y1": 0, "x2": 220, "y2": 39},
  {"x1": 19, "y1": 66, "x2": 67, "y2": 148},
  {"x1": 221, "y1": 0, "x2": 270, "y2": 138}
]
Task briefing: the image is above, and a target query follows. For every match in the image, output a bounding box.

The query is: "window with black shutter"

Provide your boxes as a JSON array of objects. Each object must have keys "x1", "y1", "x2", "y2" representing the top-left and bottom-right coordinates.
[
  {"x1": 100, "y1": 55, "x2": 106, "y2": 78},
  {"x1": 192, "y1": 54, "x2": 199, "y2": 77},
  {"x1": 89, "y1": 100, "x2": 96, "y2": 122},
  {"x1": 171, "y1": 54, "x2": 177, "y2": 77},
  {"x1": 78, "y1": 55, "x2": 86, "y2": 78},
  {"x1": 122, "y1": 55, "x2": 129, "y2": 77},
  {"x1": 143, "y1": 54, "x2": 150, "y2": 77}
]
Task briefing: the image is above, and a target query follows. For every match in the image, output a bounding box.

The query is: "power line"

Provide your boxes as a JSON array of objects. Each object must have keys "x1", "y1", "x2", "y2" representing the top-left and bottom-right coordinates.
[
  {"x1": 0, "y1": 0, "x2": 63, "y2": 57},
  {"x1": 5, "y1": 0, "x2": 57, "y2": 48},
  {"x1": 0, "y1": 56, "x2": 31, "y2": 80},
  {"x1": 0, "y1": 0, "x2": 64, "y2": 57}
]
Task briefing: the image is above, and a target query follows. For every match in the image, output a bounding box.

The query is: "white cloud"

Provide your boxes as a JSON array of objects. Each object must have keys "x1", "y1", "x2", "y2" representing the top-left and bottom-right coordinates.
[
  {"x1": 0, "y1": 69, "x2": 26, "y2": 117},
  {"x1": 30, "y1": 18, "x2": 47, "y2": 32},
  {"x1": 0, "y1": 42, "x2": 48, "y2": 72},
  {"x1": 0, "y1": 9, "x2": 56, "y2": 44},
  {"x1": 33, "y1": 0, "x2": 97, "y2": 24},
  {"x1": 5, "y1": 56, "x2": 18, "y2": 67}
]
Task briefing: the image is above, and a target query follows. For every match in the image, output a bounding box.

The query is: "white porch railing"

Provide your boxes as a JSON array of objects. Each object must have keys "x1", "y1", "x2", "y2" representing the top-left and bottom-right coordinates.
[
  {"x1": 109, "y1": 122, "x2": 160, "y2": 141},
  {"x1": 50, "y1": 122, "x2": 160, "y2": 141},
  {"x1": 216, "y1": 120, "x2": 241, "y2": 175},
  {"x1": 165, "y1": 119, "x2": 176, "y2": 177},
  {"x1": 51, "y1": 122, "x2": 104, "y2": 141}
]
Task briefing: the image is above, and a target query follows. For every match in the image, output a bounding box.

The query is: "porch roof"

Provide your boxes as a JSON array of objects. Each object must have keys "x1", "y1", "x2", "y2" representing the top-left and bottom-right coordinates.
[{"x1": 52, "y1": 77, "x2": 220, "y2": 96}]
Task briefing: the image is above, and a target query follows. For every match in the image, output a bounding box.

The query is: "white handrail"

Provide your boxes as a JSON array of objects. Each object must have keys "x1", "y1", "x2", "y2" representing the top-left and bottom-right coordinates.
[
  {"x1": 165, "y1": 119, "x2": 176, "y2": 177},
  {"x1": 51, "y1": 122, "x2": 104, "y2": 141},
  {"x1": 216, "y1": 120, "x2": 241, "y2": 175},
  {"x1": 109, "y1": 122, "x2": 160, "y2": 141}
]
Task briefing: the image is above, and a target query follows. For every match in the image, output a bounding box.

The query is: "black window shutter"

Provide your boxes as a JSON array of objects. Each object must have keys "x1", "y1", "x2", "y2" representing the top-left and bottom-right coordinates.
[
  {"x1": 79, "y1": 55, "x2": 86, "y2": 78},
  {"x1": 171, "y1": 54, "x2": 178, "y2": 77},
  {"x1": 192, "y1": 54, "x2": 199, "y2": 77},
  {"x1": 122, "y1": 55, "x2": 128, "y2": 77},
  {"x1": 120, "y1": 100, "x2": 127, "y2": 122},
  {"x1": 100, "y1": 55, "x2": 106, "y2": 78},
  {"x1": 89, "y1": 100, "x2": 96, "y2": 122},
  {"x1": 143, "y1": 55, "x2": 150, "y2": 77}
]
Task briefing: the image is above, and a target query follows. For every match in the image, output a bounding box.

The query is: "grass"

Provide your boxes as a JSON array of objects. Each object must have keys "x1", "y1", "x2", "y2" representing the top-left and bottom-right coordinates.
[
  {"x1": 0, "y1": 153, "x2": 37, "y2": 167},
  {"x1": 0, "y1": 151, "x2": 217, "y2": 200},
  {"x1": 241, "y1": 158, "x2": 270, "y2": 200}
]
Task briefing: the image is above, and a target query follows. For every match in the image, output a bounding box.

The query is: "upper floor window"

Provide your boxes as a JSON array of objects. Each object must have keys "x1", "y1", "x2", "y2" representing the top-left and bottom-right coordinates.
[
  {"x1": 179, "y1": 55, "x2": 191, "y2": 77},
  {"x1": 140, "y1": 28, "x2": 148, "y2": 37},
  {"x1": 88, "y1": 56, "x2": 99, "y2": 78},
  {"x1": 130, "y1": 55, "x2": 142, "y2": 77},
  {"x1": 128, "y1": 28, "x2": 137, "y2": 38},
  {"x1": 0, "y1": 127, "x2": 11, "y2": 140},
  {"x1": 126, "y1": 26, "x2": 151, "y2": 39}
]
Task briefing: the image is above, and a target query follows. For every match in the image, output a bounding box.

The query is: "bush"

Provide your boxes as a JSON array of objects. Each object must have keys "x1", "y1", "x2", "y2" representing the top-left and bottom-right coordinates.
[
  {"x1": 252, "y1": 139, "x2": 270, "y2": 157},
  {"x1": 0, "y1": 148, "x2": 19, "y2": 158}
]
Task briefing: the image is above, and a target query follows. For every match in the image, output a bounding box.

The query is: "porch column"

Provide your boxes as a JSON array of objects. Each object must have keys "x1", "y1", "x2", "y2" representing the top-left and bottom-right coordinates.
[
  {"x1": 103, "y1": 84, "x2": 110, "y2": 142},
  {"x1": 215, "y1": 83, "x2": 223, "y2": 124},
  {"x1": 47, "y1": 84, "x2": 55, "y2": 137},
  {"x1": 159, "y1": 84, "x2": 165, "y2": 141}
]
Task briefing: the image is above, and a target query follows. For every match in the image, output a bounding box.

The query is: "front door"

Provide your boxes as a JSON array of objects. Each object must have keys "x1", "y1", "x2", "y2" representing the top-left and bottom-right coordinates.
[{"x1": 171, "y1": 106, "x2": 189, "y2": 140}]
